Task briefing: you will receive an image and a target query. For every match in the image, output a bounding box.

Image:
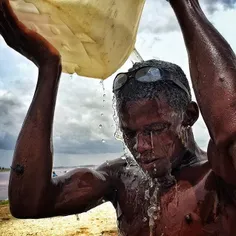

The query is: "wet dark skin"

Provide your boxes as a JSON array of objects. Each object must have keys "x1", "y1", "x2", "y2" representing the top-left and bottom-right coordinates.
[{"x1": 4, "y1": 0, "x2": 236, "y2": 235}]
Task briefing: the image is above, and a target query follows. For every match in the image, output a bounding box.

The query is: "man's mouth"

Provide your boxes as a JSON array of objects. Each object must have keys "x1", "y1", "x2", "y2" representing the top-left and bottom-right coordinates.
[
  {"x1": 139, "y1": 158, "x2": 158, "y2": 165},
  {"x1": 138, "y1": 157, "x2": 160, "y2": 168},
  {"x1": 136, "y1": 155, "x2": 168, "y2": 170}
]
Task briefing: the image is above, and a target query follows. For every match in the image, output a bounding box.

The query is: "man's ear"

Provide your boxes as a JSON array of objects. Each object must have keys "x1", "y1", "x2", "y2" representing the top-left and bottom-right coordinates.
[{"x1": 182, "y1": 101, "x2": 199, "y2": 127}]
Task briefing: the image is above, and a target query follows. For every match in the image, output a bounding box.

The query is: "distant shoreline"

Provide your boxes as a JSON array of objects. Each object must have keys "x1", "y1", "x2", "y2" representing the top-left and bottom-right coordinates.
[
  {"x1": 0, "y1": 168, "x2": 10, "y2": 172},
  {"x1": 0, "y1": 165, "x2": 97, "y2": 173}
]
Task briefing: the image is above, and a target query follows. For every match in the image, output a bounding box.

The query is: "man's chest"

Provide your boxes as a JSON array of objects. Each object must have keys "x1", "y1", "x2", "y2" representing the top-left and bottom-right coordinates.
[{"x1": 115, "y1": 171, "x2": 223, "y2": 236}]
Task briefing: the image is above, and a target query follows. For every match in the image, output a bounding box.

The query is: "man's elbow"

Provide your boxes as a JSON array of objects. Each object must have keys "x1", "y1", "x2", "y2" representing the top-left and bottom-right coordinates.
[
  {"x1": 9, "y1": 203, "x2": 40, "y2": 219},
  {"x1": 9, "y1": 199, "x2": 50, "y2": 219}
]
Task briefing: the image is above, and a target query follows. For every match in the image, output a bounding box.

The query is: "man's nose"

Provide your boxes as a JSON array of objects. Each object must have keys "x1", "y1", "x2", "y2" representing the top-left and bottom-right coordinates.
[{"x1": 134, "y1": 132, "x2": 152, "y2": 154}]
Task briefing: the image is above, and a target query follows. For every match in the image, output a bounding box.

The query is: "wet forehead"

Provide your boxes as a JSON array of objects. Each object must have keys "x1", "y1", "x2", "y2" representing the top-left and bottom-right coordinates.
[{"x1": 119, "y1": 98, "x2": 181, "y2": 130}]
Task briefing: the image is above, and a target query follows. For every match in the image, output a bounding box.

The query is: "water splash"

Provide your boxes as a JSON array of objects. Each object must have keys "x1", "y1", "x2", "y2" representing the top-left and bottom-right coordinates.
[
  {"x1": 98, "y1": 80, "x2": 107, "y2": 144},
  {"x1": 130, "y1": 48, "x2": 144, "y2": 65},
  {"x1": 147, "y1": 181, "x2": 160, "y2": 236},
  {"x1": 145, "y1": 189, "x2": 150, "y2": 200},
  {"x1": 143, "y1": 217, "x2": 148, "y2": 222},
  {"x1": 120, "y1": 152, "x2": 132, "y2": 170},
  {"x1": 149, "y1": 179, "x2": 154, "y2": 188},
  {"x1": 100, "y1": 79, "x2": 105, "y2": 89},
  {"x1": 100, "y1": 80, "x2": 106, "y2": 106},
  {"x1": 174, "y1": 179, "x2": 179, "y2": 207},
  {"x1": 112, "y1": 96, "x2": 123, "y2": 141},
  {"x1": 150, "y1": 131, "x2": 154, "y2": 150}
]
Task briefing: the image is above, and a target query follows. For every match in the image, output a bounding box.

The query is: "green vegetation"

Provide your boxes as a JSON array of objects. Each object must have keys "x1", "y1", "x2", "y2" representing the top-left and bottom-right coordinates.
[
  {"x1": 0, "y1": 167, "x2": 10, "y2": 172},
  {"x1": 0, "y1": 200, "x2": 9, "y2": 205}
]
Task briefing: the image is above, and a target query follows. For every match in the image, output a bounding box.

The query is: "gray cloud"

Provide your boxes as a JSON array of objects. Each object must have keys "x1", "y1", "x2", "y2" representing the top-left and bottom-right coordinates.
[
  {"x1": 138, "y1": 0, "x2": 236, "y2": 35},
  {"x1": 0, "y1": 91, "x2": 26, "y2": 149},
  {"x1": 1, "y1": 0, "x2": 235, "y2": 161},
  {"x1": 203, "y1": 0, "x2": 236, "y2": 13},
  {"x1": 0, "y1": 49, "x2": 123, "y2": 154},
  {"x1": 54, "y1": 139, "x2": 123, "y2": 154},
  {"x1": 0, "y1": 133, "x2": 16, "y2": 150}
]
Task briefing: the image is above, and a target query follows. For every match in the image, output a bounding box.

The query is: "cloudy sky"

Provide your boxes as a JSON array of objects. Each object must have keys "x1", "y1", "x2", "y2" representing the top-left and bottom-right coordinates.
[{"x1": 0, "y1": 0, "x2": 236, "y2": 167}]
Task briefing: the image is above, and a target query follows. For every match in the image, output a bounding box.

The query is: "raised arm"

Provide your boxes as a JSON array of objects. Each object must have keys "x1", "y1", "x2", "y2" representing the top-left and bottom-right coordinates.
[
  {"x1": 1, "y1": 0, "x2": 113, "y2": 218},
  {"x1": 169, "y1": 0, "x2": 236, "y2": 184}
]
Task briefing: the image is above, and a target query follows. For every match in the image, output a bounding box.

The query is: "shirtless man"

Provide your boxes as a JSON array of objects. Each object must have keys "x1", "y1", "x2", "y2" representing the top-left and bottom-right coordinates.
[{"x1": 4, "y1": 0, "x2": 236, "y2": 235}]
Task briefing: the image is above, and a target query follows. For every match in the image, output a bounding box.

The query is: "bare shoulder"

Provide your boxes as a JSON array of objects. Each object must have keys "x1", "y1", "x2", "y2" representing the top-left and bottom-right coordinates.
[
  {"x1": 96, "y1": 156, "x2": 139, "y2": 180},
  {"x1": 97, "y1": 156, "x2": 146, "y2": 190}
]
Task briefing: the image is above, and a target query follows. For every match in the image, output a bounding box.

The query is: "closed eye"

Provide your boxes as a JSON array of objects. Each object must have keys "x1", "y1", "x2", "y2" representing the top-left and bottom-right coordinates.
[
  {"x1": 148, "y1": 123, "x2": 170, "y2": 135},
  {"x1": 152, "y1": 127, "x2": 167, "y2": 135}
]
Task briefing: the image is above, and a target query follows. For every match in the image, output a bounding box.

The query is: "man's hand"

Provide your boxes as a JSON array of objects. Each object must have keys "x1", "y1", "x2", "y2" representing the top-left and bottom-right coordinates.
[{"x1": 0, "y1": 0, "x2": 60, "y2": 67}]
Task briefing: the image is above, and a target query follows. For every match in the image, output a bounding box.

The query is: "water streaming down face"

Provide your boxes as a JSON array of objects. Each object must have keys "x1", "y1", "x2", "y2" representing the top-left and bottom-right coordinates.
[
  {"x1": 112, "y1": 95, "x2": 133, "y2": 170},
  {"x1": 113, "y1": 60, "x2": 192, "y2": 177},
  {"x1": 112, "y1": 60, "x2": 192, "y2": 235},
  {"x1": 112, "y1": 96, "x2": 186, "y2": 235}
]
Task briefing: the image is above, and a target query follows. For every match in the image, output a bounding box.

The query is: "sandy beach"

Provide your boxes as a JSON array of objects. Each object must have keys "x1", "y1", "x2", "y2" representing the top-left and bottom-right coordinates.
[
  {"x1": 0, "y1": 169, "x2": 118, "y2": 235},
  {"x1": 0, "y1": 202, "x2": 118, "y2": 236}
]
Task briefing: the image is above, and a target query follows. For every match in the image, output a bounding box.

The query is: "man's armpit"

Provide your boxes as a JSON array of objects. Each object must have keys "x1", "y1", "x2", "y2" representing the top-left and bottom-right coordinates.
[
  {"x1": 208, "y1": 139, "x2": 236, "y2": 186},
  {"x1": 228, "y1": 141, "x2": 236, "y2": 172},
  {"x1": 215, "y1": 175, "x2": 236, "y2": 207}
]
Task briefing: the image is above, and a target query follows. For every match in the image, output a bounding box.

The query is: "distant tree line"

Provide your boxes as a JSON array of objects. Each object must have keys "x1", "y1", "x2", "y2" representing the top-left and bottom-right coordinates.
[{"x1": 0, "y1": 166, "x2": 10, "y2": 171}]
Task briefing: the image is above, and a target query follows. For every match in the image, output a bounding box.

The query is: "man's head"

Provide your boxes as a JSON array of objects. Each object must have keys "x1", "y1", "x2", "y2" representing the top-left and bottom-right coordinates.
[{"x1": 113, "y1": 59, "x2": 199, "y2": 178}]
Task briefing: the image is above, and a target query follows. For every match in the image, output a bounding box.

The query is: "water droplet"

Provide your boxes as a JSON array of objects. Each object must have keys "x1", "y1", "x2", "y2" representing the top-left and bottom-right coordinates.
[
  {"x1": 147, "y1": 206, "x2": 157, "y2": 219},
  {"x1": 106, "y1": 160, "x2": 110, "y2": 166},
  {"x1": 101, "y1": 113, "x2": 104, "y2": 116},
  {"x1": 112, "y1": 96, "x2": 124, "y2": 142},
  {"x1": 100, "y1": 80, "x2": 105, "y2": 91},
  {"x1": 136, "y1": 153, "x2": 141, "y2": 159},
  {"x1": 143, "y1": 217, "x2": 148, "y2": 222},
  {"x1": 149, "y1": 180, "x2": 154, "y2": 188},
  {"x1": 145, "y1": 190, "x2": 150, "y2": 200},
  {"x1": 102, "y1": 139, "x2": 105, "y2": 143},
  {"x1": 103, "y1": 94, "x2": 106, "y2": 97},
  {"x1": 150, "y1": 131, "x2": 154, "y2": 150},
  {"x1": 121, "y1": 156, "x2": 126, "y2": 160},
  {"x1": 99, "y1": 124, "x2": 103, "y2": 129}
]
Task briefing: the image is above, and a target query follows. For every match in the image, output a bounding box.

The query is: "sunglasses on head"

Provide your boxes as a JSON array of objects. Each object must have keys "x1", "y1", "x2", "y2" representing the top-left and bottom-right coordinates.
[{"x1": 113, "y1": 66, "x2": 190, "y2": 100}]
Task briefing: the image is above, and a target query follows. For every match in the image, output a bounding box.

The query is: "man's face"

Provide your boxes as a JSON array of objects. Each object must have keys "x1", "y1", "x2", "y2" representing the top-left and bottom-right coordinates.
[{"x1": 118, "y1": 96, "x2": 186, "y2": 178}]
